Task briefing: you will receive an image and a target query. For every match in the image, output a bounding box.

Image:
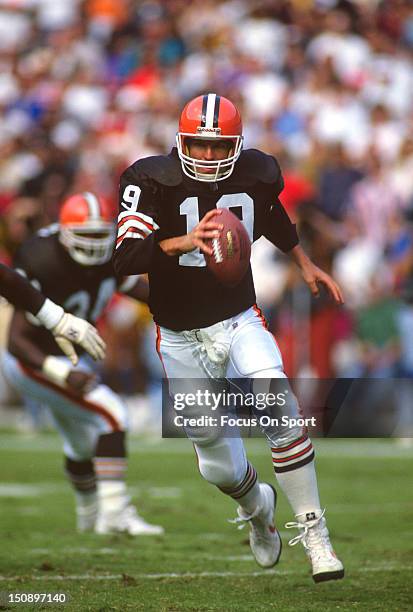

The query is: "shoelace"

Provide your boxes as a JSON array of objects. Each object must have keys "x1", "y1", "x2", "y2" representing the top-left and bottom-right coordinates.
[
  {"x1": 285, "y1": 509, "x2": 327, "y2": 549},
  {"x1": 228, "y1": 505, "x2": 262, "y2": 531},
  {"x1": 228, "y1": 506, "x2": 273, "y2": 546}
]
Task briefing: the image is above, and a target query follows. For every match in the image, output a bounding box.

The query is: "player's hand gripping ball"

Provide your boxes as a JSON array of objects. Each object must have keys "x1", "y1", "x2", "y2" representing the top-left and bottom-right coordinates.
[{"x1": 205, "y1": 209, "x2": 251, "y2": 287}]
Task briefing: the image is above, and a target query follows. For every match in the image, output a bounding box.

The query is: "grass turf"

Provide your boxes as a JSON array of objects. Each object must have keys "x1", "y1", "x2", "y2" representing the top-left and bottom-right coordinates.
[{"x1": 0, "y1": 434, "x2": 412, "y2": 611}]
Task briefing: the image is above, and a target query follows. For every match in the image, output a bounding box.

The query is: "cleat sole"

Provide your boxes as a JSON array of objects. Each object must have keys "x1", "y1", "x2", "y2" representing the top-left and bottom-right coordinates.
[{"x1": 313, "y1": 569, "x2": 345, "y2": 583}]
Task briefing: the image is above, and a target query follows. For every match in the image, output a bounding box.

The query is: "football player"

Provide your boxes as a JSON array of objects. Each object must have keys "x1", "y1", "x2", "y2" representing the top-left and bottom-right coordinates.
[
  {"x1": 3, "y1": 192, "x2": 163, "y2": 537},
  {"x1": 112, "y1": 94, "x2": 344, "y2": 582},
  {"x1": 0, "y1": 261, "x2": 105, "y2": 363}
]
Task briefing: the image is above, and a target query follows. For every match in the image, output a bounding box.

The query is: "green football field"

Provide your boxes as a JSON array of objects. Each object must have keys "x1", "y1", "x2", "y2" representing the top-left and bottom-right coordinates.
[{"x1": 0, "y1": 433, "x2": 412, "y2": 611}]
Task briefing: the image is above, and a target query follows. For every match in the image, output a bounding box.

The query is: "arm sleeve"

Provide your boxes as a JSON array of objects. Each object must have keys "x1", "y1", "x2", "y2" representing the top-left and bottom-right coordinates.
[
  {"x1": 254, "y1": 166, "x2": 299, "y2": 253},
  {"x1": 0, "y1": 263, "x2": 45, "y2": 314},
  {"x1": 263, "y1": 198, "x2": 299, "y2": 253},
  {"x1": 112, "y1": 166, "x2": 161, "y2": 276}
]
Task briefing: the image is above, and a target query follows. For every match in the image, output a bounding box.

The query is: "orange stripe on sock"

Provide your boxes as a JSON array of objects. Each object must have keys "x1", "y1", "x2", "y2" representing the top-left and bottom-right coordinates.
[
  {"x1": 271, "y1": 435, "x2": 308, "y2": 453},
  {"x1": 272, "y1": 443, "x2": 313, "y2": 464}
]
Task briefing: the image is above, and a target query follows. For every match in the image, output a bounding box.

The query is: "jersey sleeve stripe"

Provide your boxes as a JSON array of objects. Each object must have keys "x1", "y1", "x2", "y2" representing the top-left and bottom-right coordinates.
[
  {"x1": 115, "y1": 230, "x2": 146, "y2": 249},
  {"x1": 117, "y1": 219, "x2": 153, "y2": 239},
  {"x1": 116, "y1": 227, "x2": 147, "y2": 243},
  {"x1": 118, "y1": 215, "x2": 155, "y2": 233},
  {"x1": 117, "y1": 210, "x2": 159, "y2": 229}
]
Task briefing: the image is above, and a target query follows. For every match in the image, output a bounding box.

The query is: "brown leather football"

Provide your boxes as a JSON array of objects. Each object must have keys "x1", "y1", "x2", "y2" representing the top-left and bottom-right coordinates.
[{"x1": 204, "y1": 209, "x2": 251, "y2": 287}]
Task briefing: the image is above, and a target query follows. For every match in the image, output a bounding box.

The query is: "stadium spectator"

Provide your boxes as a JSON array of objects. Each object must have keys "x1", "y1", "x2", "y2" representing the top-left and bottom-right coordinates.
[{"x1": 0, "y1": 0, "x2": 412, "y2": 403}]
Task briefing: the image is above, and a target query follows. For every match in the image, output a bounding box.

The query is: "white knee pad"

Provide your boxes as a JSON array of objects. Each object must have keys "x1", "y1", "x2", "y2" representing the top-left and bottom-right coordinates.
[
  {"x1": 194, "y1": 437, "x2": 247, "y2": 488},
  {"x1": 250, "y1": 369, "x2": 304, "y2": 446}
]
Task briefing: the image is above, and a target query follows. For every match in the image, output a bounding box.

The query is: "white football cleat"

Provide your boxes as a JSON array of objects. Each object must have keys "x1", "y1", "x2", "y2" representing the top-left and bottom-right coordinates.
[
  {"x1": 230, "y1": 483, "x2": 282, "y2": 568},
  {"x1": 75, "y1": 493, "x2": 98, "y2": 532},
  {"x1": 95, "y1": 504, "x2": 164, "y2": 536},
  {"x1": 286, "y1": 509, "x2": 344, "y2": 582}
]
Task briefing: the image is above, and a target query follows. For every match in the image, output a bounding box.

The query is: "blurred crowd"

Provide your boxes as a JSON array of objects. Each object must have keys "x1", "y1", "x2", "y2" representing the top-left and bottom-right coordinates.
[{"x1": 1, "y1": 0, "x2": 413, "y2": 408}]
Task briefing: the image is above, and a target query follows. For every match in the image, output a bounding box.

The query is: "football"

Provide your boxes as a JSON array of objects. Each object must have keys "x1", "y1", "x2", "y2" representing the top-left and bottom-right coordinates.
[{"x1": 204, "y1": 209, "x2": 251, "y2": 287}]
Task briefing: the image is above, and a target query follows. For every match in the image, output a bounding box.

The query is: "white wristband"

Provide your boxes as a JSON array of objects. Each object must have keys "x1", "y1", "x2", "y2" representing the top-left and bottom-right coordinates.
[
  {"x1": 42, "y1": 356, "x2": 71, "y2": 385},
  {"x1": 36, "y1": 299, "x2": 64, "y2": 330}
]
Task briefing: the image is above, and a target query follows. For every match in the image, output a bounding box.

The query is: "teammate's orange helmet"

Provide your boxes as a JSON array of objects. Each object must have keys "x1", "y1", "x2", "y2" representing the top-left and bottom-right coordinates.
[
  {"x1": 176, "y1": 93, "x2": 243, "y2": 182},
  {"x1": 59, "y1": 192, "x2": 115, "y2": 266}
]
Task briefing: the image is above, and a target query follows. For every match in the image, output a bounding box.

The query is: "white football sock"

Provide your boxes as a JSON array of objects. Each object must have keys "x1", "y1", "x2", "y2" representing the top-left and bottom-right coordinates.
[
  {"x1": 74, "y1": 490, "x2": 98, "y2": 531},
  {"x1": 275, "y1": 459, "x2": 321, "y2": 516},
  {"x1": 75, "y1": 489, "x2": 97, "y2": 507},
  {"x1": 98, "y1": 481, "x2": 129, "y2": 514}
]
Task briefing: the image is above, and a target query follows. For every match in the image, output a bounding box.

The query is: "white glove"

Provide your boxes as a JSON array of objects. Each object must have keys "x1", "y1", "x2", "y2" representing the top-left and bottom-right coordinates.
[
  {"x1": 199, "y1": 321, "x2": 232, "y2": 365},
  {"x1": 51, "y1": 313, "x2": 106, "y2": 365}
]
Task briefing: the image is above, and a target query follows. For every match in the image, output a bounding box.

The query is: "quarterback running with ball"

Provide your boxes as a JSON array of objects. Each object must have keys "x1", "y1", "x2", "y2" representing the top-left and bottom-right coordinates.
[{"x1": 113, "y1": 94, "x2": 344, "y2": 582}]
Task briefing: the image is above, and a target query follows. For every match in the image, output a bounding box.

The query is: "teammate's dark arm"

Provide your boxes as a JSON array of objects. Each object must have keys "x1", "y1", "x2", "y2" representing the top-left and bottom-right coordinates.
[
  {"x1": 8, "y1": 310, "x2": 97, "y2": 395},
  {"x1": 0, "y1": 263, "x2": 47, "y2": 316},
  {"x1": 8, "y1": 310, "x2": 49, "y2": 371},
  {"x1": 1, "y1": 263, "x2": 106, "y2": 362}
]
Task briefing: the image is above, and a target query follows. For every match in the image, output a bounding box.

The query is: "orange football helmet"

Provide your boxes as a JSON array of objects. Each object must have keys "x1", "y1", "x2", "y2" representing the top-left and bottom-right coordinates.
[
  {"x1": 59, "y1": 192, "x2": 115, "y2": 266},
  {"x1": 176, "y1": 93, "x2": 243, "y2": 182}
]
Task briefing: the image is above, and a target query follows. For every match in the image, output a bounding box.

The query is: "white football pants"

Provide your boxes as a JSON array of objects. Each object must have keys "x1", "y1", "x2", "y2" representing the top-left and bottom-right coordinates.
[
  {"x1": 157, "y1": 306, "x2": 306, "y2": 489},
  {"x1": 2, "y1": 351, "x2": 128, "y2": 461}
]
